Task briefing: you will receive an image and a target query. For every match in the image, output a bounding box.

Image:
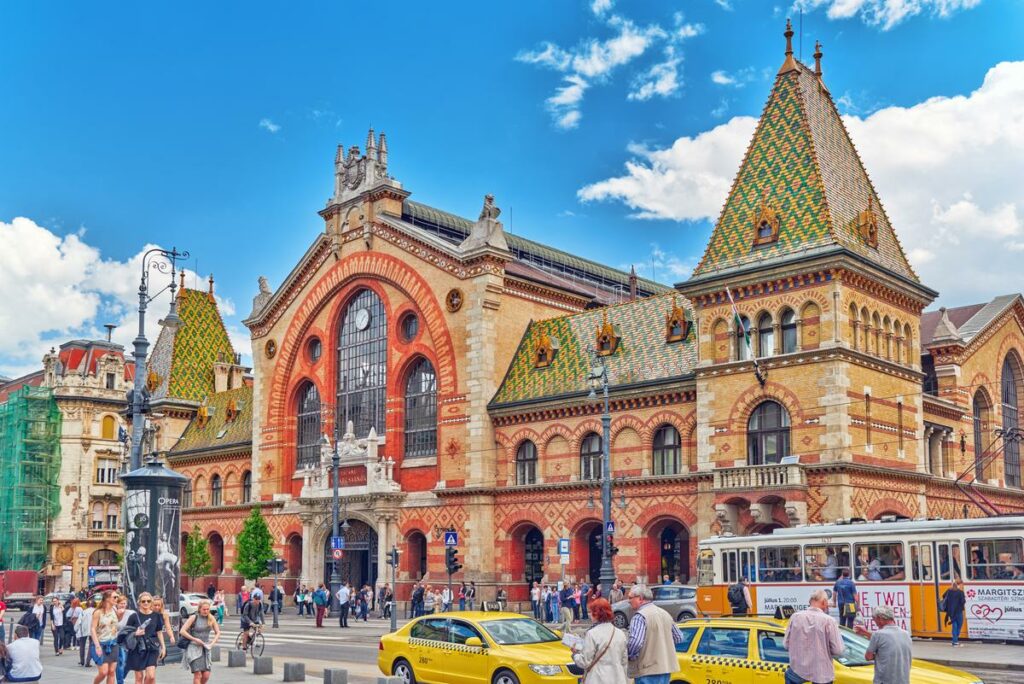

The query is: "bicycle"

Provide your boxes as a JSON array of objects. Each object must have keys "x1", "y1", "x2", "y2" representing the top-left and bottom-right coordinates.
[{"x1": 235, "y1": 623, "x2": 265, "y2": 656}]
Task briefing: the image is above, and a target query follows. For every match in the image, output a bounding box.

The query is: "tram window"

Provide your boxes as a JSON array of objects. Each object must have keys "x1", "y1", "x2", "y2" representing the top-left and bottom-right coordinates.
[
  {"x1": 855, "y1": 543, "x2": 905, "y2": 581},
  {"x1": 910, "y1": 543, "x2": 933, "y2": 581},
  {"x1": 966, "y1": 538, "x2": 1024, "y2": 580},
  {"x1": 758, "y1": 546, "x2": 803, "y2": 582},
  {"x1": 723, "y1": 548, "x2": 757, "y2": 583},
  {"x1": 698, "y1": 550, "x2": 715, "y2": 586},
  {"x1": 803, "y1": 544, "x2": 850, "y2": 581},
  {"x1": 937, "y1": 543, "x2": 962, "y2": 581}
]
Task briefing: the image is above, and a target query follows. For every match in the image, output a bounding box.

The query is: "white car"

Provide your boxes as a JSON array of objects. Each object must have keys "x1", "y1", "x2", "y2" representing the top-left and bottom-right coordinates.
[{"x1": 179, "y1": 592, "x2": 209, "y2": 619}]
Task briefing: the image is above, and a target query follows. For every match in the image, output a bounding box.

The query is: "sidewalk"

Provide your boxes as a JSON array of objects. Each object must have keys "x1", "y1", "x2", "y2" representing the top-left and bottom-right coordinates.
[{"x1": 910, "y1": 639, "x2": 1023, "y2": 671}]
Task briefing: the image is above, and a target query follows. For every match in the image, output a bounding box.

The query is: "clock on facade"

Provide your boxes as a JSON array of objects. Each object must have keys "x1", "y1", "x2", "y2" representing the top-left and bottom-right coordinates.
[{"x1": 354, "y1": 307, "x2": 371, "y2": 331}]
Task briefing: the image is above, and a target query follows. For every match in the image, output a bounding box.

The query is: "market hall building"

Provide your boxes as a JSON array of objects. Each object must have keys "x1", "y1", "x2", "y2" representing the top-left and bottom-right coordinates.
[{"x1": 172, "y1": 26, "x2": 1024, "y2": 601}]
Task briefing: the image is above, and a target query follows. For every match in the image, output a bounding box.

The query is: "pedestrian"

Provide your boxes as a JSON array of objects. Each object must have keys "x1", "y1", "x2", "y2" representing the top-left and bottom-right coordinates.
[
  {"x1": 864, "y1": 605, "x2": 912, "y2": 684},
  {"x1": 206, "y1": 583, "x2": 216, "y2": 601},
  {"x1": 212, "y1": 590, "x2": 225, "y2": 625},
  {"x1": 727, "y1": 576, "x2": 752, "y2": 617},
  {"x1": 625, "y1": 585, "x2": 684, "y2": 684},
  {"x1": 559, "y1": 584, "x2": 575, "y2": 630},
  {"x1": 573, "y1": 583, "x2": 582, "y2": 621},
  {"x1": 123, "y1": 591, "x2": 167, "y2": 684},
  {"x1": 423, "y1": 586, "x2": 436, "y2": 614},
  {"x1": 832, "y1": 569, "x2": 860, "y2": 629},
  {"x1": 65, "y1": 598, "x2": 82, "y2": 657},
  {"x1": 467, "y1": 581, "x2": 477, "y2": 611},
  {"x1": 313, "y1": 584, "x2": 328, "y2": 627},
  {"x1": 442, "y1": 585, "x2": 452, "y2": 612},
  {"x1": 380, "y1": 584, "x2": 393, "y2": 619},
  {"x1": 362, "y1": 584, "x2": 373, "y2": 620},
  {"x1": 239, "y1": 596, "x2": 264, "y2": 651},
  {"x1": 609, "y1": 581, "x2": 624, "y2": 605},
  {"x1": 336, "y1": 583, "x2": 351, "y2": 628},
  {"x1": 783, "y1": 589, "x2": 844, "y2": 684},
  {"x1": 0, "y1": 594, "x2": 6, "y2": 645},
  {"x1": 412, "y1": 583, "x2": 425, "y2": 617},
  {"x1": 114, "y1": 595, "x2": 135, "y2": 684},
  {"x1": 19, "y1": 597, "x2": 44, "y2": 642},
  {"x1": 942, "y1": 579, "x2": 967, "y2": 647},
  {"x1": 531, "y1": 582, "x2": 541, "y2": 620},
  {"x1": 179, "y1": 599, "x2": 221, "y2": 684},
  {"x1": 5, "y1": 625, "x2": 43, "y2": 682},
  {"x1": 496, "y1": 587, "x2": 507, "y2": 612},
  {"x1": 572, "y1": 598, "x2": 627, "y2": 684},
  {"x1": 458, "y1": 582, "x2": 467, "y2": 612},
  {"x1": 580, "y1": 580, "x2": 590, "y2": 620},
  {"x1": 236, "y1": 587, "x2": 246, "y2": 616},
  {"x1": 48, "y1": 596, "x2": 65, "y2": 655},
  {"x1": 150, "y1": 597, "x2": 175, "y2": 664},
  {"x1": 78, "y1": 598, "x2": 97, "y2": 666},
  {"x1": 90, "y1": 590, "x2": 120, "y2": 684},
  {"x1": 276, "y1": 583, "x2": 285, "y2": 615}
]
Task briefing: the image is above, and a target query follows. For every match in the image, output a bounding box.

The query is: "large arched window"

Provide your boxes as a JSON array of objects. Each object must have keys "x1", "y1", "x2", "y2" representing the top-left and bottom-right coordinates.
[
  {"x1": 242, "y1": 470, "x2": 252, "y2": 503},
  {"x1": 296, "y1": 382, "x2": 322, "y2": 470},
  {"x1": 337, "y1": 288, "x2": 388, "y2": 439},
  {"x1": 652, "y1": 425, "x2": 681, "y2": 476},
  {"x1": 736, "y1": 315, "x2": 752, "y2": 361},
  {"x1": 580, "y1": 433, "x2": 602, "y2": 481},
  {"x1": 404, "y1": 358, "x2": 437, "y2": 458},
  {"x1": 747, "y1": 400, "x2": 791, "y2": 465},
  {"x1": 1002, "y1": 356, "x2": 1021, "y2": 488},
  {"x1": 182, "y1": 482, "x2": 193, "y2": 508},
  {"x1": 757, "y1": 314, "x2": 774, "y2": 358},
  {"x1": 516, "y1": 441, "x2": 537, "y2": 485},
  {"x1": 973, "y1": 390, "x2": 992, "y2": 480},
  {"x1": 210, "y1": 474, "x2": 222, "y2": 506},
  {"x1": 781, "y1": 309, "x2": 797, "y2": 354}
]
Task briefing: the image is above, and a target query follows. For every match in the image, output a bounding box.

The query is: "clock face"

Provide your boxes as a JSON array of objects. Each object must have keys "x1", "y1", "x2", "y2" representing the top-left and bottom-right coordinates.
[{"x1": 354, "y1": 307, "x2": 371, "y2": 331}]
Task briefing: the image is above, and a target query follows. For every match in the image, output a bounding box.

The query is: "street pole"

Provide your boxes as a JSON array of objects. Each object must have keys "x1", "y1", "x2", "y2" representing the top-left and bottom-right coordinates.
[
  {"x1": 599, "y1": 372, "x2": 615, "y2": 600},
  {"x1": 272, "y1": 563, "x2": 280, "y2": 628},
  {"x1": 330, "y1": 438, "x2": 342, "y2": 616},
  {"x1": 390, "y1": 546, "x2": 398, "y2": 633}
]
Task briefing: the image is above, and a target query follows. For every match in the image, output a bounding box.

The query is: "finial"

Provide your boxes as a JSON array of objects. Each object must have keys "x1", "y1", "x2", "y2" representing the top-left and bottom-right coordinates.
[
  {"x1": 378, "y1": 132, "x2": 387, "y2": 165},
  {"x1": 208, "y1": 273, "x2": 214, "y2": 295},
  {"x1": 366, "y1": 127, "x2": 376, "y2": 152},
  {"x1": 779, "y1": 19, "x2": 798, "y2": 74},
  {"x1": 179, "y1": 270, "x2": 186, "y2": 289},
  {"x1": 335, "y1": 144, "x2": 344, "y2": 164},
  {"x1": 628, "y1": 265, "x2": 638, "y2": 302},
  {"x1": 814, "y1": 40, "x2": 823, "y2": 77}
]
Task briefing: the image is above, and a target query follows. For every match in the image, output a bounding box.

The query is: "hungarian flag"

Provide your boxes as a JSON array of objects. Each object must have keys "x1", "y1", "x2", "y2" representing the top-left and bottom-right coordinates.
[{"x1": 725, "y1": 285, "x2": 766, "y2": 386}]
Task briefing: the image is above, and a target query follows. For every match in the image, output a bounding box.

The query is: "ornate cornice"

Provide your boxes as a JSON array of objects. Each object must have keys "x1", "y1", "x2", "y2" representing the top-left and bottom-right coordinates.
[{"x1": 491, "y1": 388, "x2": 696, "y2": 426}]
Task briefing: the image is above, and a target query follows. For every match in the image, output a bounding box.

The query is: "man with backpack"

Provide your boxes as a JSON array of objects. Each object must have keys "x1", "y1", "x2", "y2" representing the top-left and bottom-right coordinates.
[
  {"x1": 312, "y1": 584, "x2": 329, "y2": 628},
  {"x1": 728, "y1": 576, "x2": 752, "y2": 616}
]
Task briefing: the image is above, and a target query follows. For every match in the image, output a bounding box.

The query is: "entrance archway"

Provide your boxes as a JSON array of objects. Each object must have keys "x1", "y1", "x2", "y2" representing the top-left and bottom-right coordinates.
[
  {"x1": 658, "y1": 525, "x2": 689, "y2": 584},
  {"x1": 208, "y1": 533, "x2": 224, "y2": 574},
  {"x1": 524, "y1": 527, "x2": 544, "y2": 587},
  {"x1": 406, "y1": 531, "x2": 427, "y2": 580},
  {"x1": 323, "y1": 520, "x2": 378, "y2": 589},
  {"x1": 286, "y1": 534, "x2": 302, "y2": 578}
]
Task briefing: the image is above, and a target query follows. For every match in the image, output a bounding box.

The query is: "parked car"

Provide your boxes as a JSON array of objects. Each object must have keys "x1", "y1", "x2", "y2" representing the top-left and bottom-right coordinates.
[
  {"x1": 612, "y1": 584, "x2": 698, "y2": 628},
  {"x1": 179, "y1": 592, "x2": 208, "y2": 618},
  {"x1": 43, "y1": 592, "x2": 75, "y2": 606}
]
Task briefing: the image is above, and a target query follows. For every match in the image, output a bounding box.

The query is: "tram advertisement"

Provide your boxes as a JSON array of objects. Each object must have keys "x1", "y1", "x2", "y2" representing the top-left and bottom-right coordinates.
[
  {"x1": 965, "y1": 584, "x2": 1024, "y2": 640},
  {"x1": 755, "y1": 583, "x2": 912, "y2": 632}
]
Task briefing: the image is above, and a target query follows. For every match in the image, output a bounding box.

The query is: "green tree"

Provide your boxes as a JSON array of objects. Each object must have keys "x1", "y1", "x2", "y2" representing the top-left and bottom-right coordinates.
[
  {"x1": 182, "y1": 524, "x2": 212, "y2": 586},
  {"x1": 234, "y1": 507, "x2": 274, "y2": 581}
]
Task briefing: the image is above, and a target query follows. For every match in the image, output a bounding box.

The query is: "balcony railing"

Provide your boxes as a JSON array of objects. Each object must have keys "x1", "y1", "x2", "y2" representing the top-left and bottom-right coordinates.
[
  {"x1": 713, "y1": 463, "x2": 806, "y2": 491},
  {"x1": 88, "y1": 529, "x2": 122, "y2": 540}
]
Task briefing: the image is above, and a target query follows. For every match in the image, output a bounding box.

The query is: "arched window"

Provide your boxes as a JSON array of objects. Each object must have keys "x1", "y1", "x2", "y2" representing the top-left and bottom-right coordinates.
[
  {"x1": 747, "y1": 400, "x2": 791, "y2": 466},
  {"x1": 91, "y1": 502, "x2": 104, "y2": 530},
  {"x1": 736, "y1": 315, "x2": 752, "y2": 361},
  {"x1": 580, "y1": 433, "x2": 602, "y2": 481},
  {"x1": 516, "y1": 441, "x2": 537, "y2": 485},
  {"x1": 337, "y1": 288, "x2": 388, "y2": 439},
  {"x1": 781, "y1": 309, "x2": 797, "y2": 354},
  {"x1": 210, "y1": 474, "x2": 222, "y2": 506},
  {"x1": 183, "y1": 482, "x2": 193, "y2": 508},
  {"x1": 974, "y1": 390, "x2": 991, "y2": 480},
  {"x1": 1002, "y1": 356, "x2": 1021, "y2": 488},
  {"x1": 101, "y1": 415, "x2": 116, "y2": 440},
  {"x1": 296, "y1": 382, "x2": 322, "y2": 470},
  {"x1": 404, "y1": 358, "x2": 437, "y2": 458},
  {"x1": 242, "y1": 470, "x2": 252, "y2": 503},
  {"x1": 757, "y1": 314, "x2": 774, "y2": 358},
  {"x1": 106, "y1": 503, "x2": 119, "y2": 529},
  {"x1": 652, "y1": 425, "x2": 681, "y2": 476}
]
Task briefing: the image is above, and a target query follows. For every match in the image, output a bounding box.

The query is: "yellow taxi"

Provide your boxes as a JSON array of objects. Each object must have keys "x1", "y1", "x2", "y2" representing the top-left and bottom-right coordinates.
[
  {"x1": 377, "y1": 611, "x2": 581, "y2": 684},
  {"x1": 669, "y1": 617, "x2": 984, "y2": 684}
]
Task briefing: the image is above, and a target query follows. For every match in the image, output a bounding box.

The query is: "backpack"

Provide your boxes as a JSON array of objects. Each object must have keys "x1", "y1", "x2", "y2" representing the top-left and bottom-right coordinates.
[
  {"x1": 727, "y1": 582, "x2": 745, "y2": 607},
  {"x1": 313, "y1": 590, "x2": 327, "y2": 607}
]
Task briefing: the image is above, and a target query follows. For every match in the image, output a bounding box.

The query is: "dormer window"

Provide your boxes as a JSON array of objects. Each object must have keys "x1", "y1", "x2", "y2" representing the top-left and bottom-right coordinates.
[
  {"x1": 595, "y1": 311, "x2": 620, "y2": 357},
  {"x1": 665, "y1": 297, "x2": 691, "y2": 343},
  {"x1": 858, "y1": 196, "x2": 879, "y2": 248},
  {"x1": 533, "y1": 331, "x2": 559, "y2": 368},
  {"x1": 752, "y1": 188, "x2": 781, "y2": 246}
]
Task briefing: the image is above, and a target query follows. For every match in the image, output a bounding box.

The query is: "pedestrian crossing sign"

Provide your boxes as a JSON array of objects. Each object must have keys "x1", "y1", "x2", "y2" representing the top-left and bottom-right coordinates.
[{"x1": 444, "y1": 531, "x2": 458, "y2": 546}]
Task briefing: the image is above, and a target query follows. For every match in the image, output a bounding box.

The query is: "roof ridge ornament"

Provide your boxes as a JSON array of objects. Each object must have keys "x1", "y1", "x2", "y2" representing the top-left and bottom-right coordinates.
[
  {"x1": 814, "y1": 40, "x2": 823, "y2": 78},
  {"x1": 459, "y1": 193, "x2": 510, "y2": 255},
  {"x1": 779, "y1": 19, "x2": 799, "y2": 75},
  {"x1": 858, "y1": 195, "x2": 879, "y2": 248}
]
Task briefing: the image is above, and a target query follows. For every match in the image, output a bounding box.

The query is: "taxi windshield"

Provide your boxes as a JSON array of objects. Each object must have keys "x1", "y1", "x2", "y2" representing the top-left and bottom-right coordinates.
[
  {"x1": 835, "y1": 628, "x2": 871, "y2": 667},
  {"x1": 480, "y1": 618, "x2": 560, "y2": 645}
]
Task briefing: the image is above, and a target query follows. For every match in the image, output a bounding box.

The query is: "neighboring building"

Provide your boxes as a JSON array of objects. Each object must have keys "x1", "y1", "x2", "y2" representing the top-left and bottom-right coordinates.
[{"x1": 171, "y1": 24, "x2": 1024, "y2": 601}]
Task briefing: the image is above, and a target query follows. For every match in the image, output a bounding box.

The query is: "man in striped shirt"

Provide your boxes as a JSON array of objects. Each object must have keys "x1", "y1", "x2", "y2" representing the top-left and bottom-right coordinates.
[{"x1": 626, "y1": 585, "x2": 684, "y2": 684}]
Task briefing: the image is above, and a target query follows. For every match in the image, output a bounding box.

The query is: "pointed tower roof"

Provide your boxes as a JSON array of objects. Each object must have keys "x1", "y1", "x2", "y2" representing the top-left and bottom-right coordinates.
[{"x1": 690, "y1": 24, "x2": 918, "y2": 285}]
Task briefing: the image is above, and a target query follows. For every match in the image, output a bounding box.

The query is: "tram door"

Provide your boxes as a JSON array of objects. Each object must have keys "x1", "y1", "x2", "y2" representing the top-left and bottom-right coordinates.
[{"x1": 909, "y1": 541, "x2": 952, "y2": 636}]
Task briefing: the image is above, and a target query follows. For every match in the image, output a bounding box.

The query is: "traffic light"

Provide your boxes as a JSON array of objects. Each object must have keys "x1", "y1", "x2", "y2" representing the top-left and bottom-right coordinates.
[
  {"x1": 266, "y1": 559, "x2": 275, "y2": 575},
  {"x1": 276, "y1": 557, "x2": 287, "y2": 574},
  {"x1": 606, "y1": 534, "x2": 619, "y2": 557},
  {"x1": 265, "y1": 558, "x2": 286, "y2": 575},
  {"x1": 445, "y1": 547, "x2": 462, "y2": 575},
  {"x1": 386, "y1": 547, "x2": 401, "y2": 566}
]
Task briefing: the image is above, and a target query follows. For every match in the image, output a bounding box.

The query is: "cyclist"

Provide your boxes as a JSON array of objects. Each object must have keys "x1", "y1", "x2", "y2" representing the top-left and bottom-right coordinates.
[{"x1": 239, "y1": 595, "x2": 264, "y2": 651}]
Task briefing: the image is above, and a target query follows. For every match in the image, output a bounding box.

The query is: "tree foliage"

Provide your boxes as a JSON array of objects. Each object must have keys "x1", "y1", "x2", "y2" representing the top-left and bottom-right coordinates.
[
  {"x1": 234, "y1": 507, "x2": 274, "y2": 581},
  {"x1": 182, "y1": 524, "x2": 212, "y2": 583}
]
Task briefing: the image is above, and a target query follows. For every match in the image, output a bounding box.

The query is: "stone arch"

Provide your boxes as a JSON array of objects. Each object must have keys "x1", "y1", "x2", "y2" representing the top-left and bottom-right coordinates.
[
  {"x1": 892, "y1": 317, "x2": 904, "y2": 363},
  {"x1": 610, "y1": 415, "x2": 647, "y2": 444},
  {"x1": 641, "y1": 514, "x2": 694, "y2": 585},
  {"x1": 849, "y1": 302, "x2": 860, "y2": 349},
  {"x1": 538, "y1": 424, "x2": 573, "y2": 452},
  {"x1": 569, "y1": 420, "x2": 603, "y2": 453},
  {"x1": 712, "y1": 317, "x2": 730, "y2": 363},
  {"x1": 903, "y1": 322, "x2": 914, "y2": 361},
  {"x1": 728, "y1": 380, "x2": 804, "y2": 428},
  {"x1": 866, "y1": 497, "x2": 916, "y2": 521},
  {"x1": 801, "y1": 301, "x2": 821, "y2": 350},
  {"x1": 881, "y1": 315, "x2": 893, "y2": 359}
]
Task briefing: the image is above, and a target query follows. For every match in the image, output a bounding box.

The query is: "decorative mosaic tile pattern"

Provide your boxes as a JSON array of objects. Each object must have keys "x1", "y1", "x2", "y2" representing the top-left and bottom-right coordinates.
[
  {"x1": 491, "y1": 293, "x2": 696, "y2": 406},
  {"x1": 163, "y1": 289, "x2": 236, "y2": 402},
  {"x1": 171, "y1": 385, "x2": 253, "y2": 453},
  {"x1": 693, "y1": 62, "x2": 917, "y2": 283}
]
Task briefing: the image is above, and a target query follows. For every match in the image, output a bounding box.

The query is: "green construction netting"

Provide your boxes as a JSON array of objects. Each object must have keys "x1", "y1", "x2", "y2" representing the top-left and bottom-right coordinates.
[{"x1": 0, "y1": 386, "x2": 62, "y2": 571}]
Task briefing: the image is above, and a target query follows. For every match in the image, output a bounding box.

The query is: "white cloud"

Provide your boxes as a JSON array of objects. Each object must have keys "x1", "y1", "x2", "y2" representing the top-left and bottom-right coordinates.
[
  {"x1": 591, "y1": 0, "x2": 613, "y2": 15},
  {"x1": 515, "y1": 42, "x2": 571, "y2": 71},
  {"x1": 711, "y1": 67, "x2": 758, "y2": 87},
  {"x1": 259, "y1": 118, "x2": 281, "y2": 133},
  {"x1": 714, "y1": 0, "x2": 733, "y2": 9},
  {"x1": 547, "y1": 75, "x2": 590, "y2": 130},
  {"x1": 711, "y1": 98, "x2": 730, "y2": 118},
  {"x1": 629, "y1": 48, "x2": 682, "y2": 101},
  {"x1": 578, "y1": 60, "x2": 1024, "y2": 304},
  {"x1": 570, "y1": 17, "x2": 664, "y2": 79},
  {"x1": 711, "y1": 70, "x2": 736, "y2": 85},
  {"x1": 794, "y1": 0, "x2": 983, "y2": 30}
]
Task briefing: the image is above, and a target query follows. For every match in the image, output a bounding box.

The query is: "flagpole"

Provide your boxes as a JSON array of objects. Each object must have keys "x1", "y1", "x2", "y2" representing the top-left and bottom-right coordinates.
[{"x1": 724, "y1": 285, "x2": 766, "y2": 386}]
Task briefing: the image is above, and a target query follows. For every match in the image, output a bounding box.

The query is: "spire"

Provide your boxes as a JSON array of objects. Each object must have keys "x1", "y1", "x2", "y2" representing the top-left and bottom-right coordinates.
[
  {"x1": 378, "y1": 132, "x2": 387, "y2": 166},
  {"x1": 931, "y1": 307, "x2": 963, "y2": 345},
  {"x1": 629, "y1": 265, "x2": 638, "y2": 301},
  {"x1": 366, "y1": 127, "x2": 376, "y2": 154},
  {"x1": 179, "y1": 270, "x2": 186, "y2": 290},
  {"x1": 813, "y1": 40, "x2": 823, "y2": 78},
  {"x1": 779, "y1": 19, "x2": 798, "y2": 74},
  {"x1": 335, "y1": 143, "x2": 344, "y2": 164},
  {"x1": 208, "y1": 273, "x2": 215, "y2": 295}
]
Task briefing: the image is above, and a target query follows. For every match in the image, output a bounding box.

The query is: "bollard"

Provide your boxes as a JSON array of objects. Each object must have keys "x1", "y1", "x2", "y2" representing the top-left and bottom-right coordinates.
[
  {"x1": 283, "y1": 662, "x2": 306, "y2": 682},
  {"x1": 210, "y1": 645, "x2": 221, "y2": 662},
  {"x1": 227, "y1": 650, "x2": 247, "y2": 668},
  {"x1": 322, "y1": 669, "x2": 349, "y2": 684},
  {"x1": 253, "y1": 655, "x2": 274, "y2": 675},
  {"x1": 376, "y1": 678, "x2": 403, "y2": 684}
]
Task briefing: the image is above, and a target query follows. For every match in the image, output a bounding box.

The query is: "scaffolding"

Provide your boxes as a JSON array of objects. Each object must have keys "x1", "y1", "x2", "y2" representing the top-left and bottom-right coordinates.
[{"x1": 0, "y1": 386, "x2": 62, "y2": 570}]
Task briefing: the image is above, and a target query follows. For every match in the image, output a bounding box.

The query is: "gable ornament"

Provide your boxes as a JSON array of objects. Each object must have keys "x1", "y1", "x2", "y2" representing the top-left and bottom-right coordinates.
[
  {"x1": 665, "y1": 296, "x2": 692, "y2": 343},
  {"x1": 595, "y1": 310, "x2": 620, "y2": 356},
  {"x1": 752, "y1": 188, "x2": 781, "y2": 246},
  {"x1": 858, "y1": 196, "x2": 879, "y2": 248}
]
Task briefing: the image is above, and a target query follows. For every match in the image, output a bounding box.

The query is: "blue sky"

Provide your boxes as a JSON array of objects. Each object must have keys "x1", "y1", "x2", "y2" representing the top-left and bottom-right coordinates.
[{"x1": 1, "y1": 0, "x2": 1023, "y2": 376}]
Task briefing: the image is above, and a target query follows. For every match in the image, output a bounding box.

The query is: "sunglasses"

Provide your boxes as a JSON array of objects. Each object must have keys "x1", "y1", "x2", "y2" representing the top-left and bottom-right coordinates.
[{"x1": 139, "y1": 599, "x2": 152, "y2": 604}]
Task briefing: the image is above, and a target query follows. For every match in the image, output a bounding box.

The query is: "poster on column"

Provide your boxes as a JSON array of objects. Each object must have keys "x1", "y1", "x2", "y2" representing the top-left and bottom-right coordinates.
[{"x1": 965, "y1": 584, "x2": 1024, "y2": 640}]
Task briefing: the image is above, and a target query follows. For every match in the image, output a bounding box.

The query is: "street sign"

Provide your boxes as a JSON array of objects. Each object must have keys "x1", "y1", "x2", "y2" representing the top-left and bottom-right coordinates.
[
  {"x1": 331, "y1": 548, "x2": 344, "y2": 560},
  {"x1": 443, "y1": 531, "x2": 458, "y2": 546},
  {"x1": 560, "y1": 553, "x2": 570, "y2": 565},
  {"x1": 331, "y1": 536, "x2": 345, "y2": 550},
  {"x1": 557, "y1": 538, "x2": 570, "y2": 555},
  {"x1": 606, "y1": 520, "x2": 616, "y2": 534}
]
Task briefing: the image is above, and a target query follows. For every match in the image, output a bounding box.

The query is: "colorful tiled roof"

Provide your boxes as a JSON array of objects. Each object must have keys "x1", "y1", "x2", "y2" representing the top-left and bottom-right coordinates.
[
  {"x1": 150, "y1": 288, "x2": 236, "y2": 402},
  {"x1": 490, "y1": 293, "x2": 697, "y2": 407},
  {"x1": 170, "y1": 385, "x2": 253, "y2": 454},
  {"x1": 692, "y1": 57, "x2": 917, "y2": 283}
]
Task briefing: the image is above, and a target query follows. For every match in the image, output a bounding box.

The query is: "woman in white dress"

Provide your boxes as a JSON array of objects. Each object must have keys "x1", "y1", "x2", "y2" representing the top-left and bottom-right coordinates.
[{"x1": 571, "y1": 598, "x2": 627, "y2": 684}]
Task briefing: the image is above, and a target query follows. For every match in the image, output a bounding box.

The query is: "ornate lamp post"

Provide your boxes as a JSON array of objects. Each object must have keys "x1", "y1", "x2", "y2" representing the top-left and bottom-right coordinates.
[
  {"x1": 321, "y1": 433, "x2": 344, "y2": 615},
  {"x1": 587, "y1": 350, "x2": 615, "y2": 598}
]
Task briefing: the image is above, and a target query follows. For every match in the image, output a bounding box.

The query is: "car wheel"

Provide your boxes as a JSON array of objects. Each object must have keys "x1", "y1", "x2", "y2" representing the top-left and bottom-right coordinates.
[
  {"x1": 613, "y1": 611, "x2": 628, "y2": 629},
  {"x1": 180, "y1": 608, "x2": 189, "y2": 620},
  {"x1": 492, "y1": 669, "x2": 520, "y2": 684},
  {"x1": 392, "y1": 658, "x2": 416, "y2": 684},
  {"x1": 677, "y1": 611, "x2": 695, "y2": 621}
]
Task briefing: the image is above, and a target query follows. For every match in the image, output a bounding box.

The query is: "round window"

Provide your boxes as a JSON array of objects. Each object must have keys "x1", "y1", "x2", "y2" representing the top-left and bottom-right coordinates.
[
  {"x1": 401, "y1": 313, "x2": 420, "y2": 342},
  {"x1": 307, "y1": 337, "x2": 322, "y2": 363}
]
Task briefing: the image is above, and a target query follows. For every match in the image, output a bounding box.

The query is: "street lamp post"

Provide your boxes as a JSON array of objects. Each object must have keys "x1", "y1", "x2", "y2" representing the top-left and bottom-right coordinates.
[
  {"x1": 587, "y1": 351, "x2": 615, "y2": 599},
  {"x1": 322, "y1": 434, "x2": 344, "y2": 616}
]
